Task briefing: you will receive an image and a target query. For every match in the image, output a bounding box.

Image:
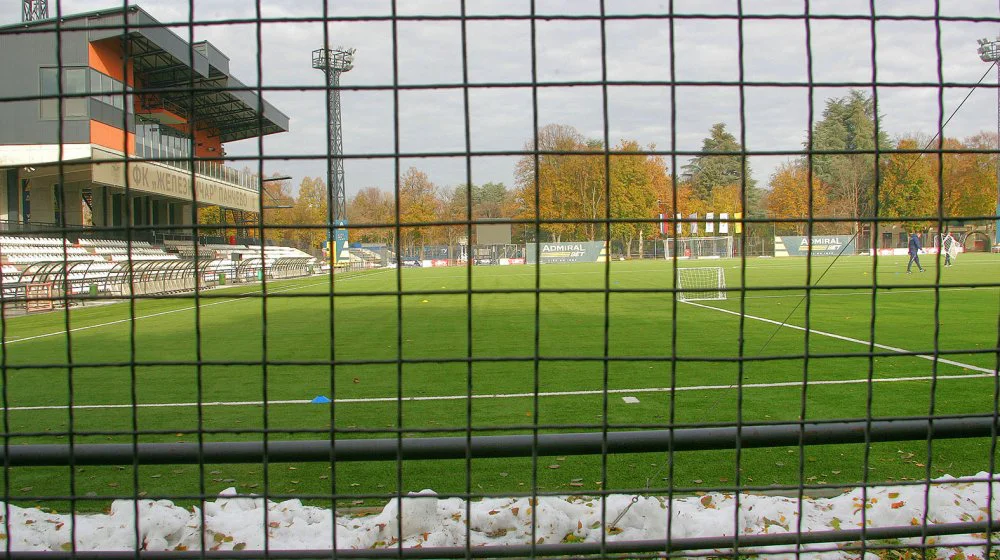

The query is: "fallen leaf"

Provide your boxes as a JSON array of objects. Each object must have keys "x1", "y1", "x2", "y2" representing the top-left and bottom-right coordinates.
[{"x1": 892, "y1": 501, "x2": 905, "y2": 509}]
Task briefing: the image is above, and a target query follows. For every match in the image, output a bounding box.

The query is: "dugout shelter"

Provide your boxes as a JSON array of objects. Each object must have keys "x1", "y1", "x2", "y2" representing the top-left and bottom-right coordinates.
[{"x1": 0, "y1": 5, "x2": 289, "y2": 236}]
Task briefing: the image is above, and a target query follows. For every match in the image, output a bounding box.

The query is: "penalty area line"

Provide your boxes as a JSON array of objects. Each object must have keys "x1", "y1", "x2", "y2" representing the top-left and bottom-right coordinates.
[
  {"x1": 682, "y1": 300, "x2": 995, "y2": 375},
  {"x1": 5, "y1": 371, "x2": 996, "y2": 412}
]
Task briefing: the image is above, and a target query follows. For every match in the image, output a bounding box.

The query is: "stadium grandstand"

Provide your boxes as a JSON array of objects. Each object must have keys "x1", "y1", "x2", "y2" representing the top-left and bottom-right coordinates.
[
  {"x1": 0, "y1": 5, "x2": 328, "y2": 309},
  {"x1": 0, "y1": 235, "x2": 317, "y2": 304},
  {"x1": 0, "y1": 4, "x2": 288, "y2": 235}
]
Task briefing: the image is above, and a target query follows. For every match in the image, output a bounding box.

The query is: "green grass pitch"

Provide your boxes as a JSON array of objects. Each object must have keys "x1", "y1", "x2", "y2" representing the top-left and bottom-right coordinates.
[{"x1": 1, "y1": 253, "x2": 998, "y2": 510}]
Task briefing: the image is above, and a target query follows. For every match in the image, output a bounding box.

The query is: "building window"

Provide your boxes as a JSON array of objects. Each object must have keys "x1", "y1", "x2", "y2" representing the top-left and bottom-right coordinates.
[
  {"x1": 40, "y1": 67, "x2": 89, "y2": 120},
  {"x1": 89, "y1": 69, "x2": 133, "y2": 114}
]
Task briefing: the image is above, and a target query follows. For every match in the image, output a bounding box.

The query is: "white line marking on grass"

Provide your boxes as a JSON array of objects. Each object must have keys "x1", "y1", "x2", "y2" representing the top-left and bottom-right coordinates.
[
  {"x1": 6, "y1": 371, "x2": 997, "y2": 411},
  {"x1": 682, "y1": 300, "x2": 995, "y2": 374},
  {"x1": 739, "y1": 287, "x2": 984, "y2": 300},
  {"x1": 3, "y1": 277, "x2": 336, "y2": 345}
]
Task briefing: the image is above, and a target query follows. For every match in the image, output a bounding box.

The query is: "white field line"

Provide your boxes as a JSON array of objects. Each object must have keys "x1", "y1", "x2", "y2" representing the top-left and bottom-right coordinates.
[
  {"x1": 682, "y1": 300, "x2": 995, "y2": 374},
  {"x1": 2, "y1": 277, "x2": 339, "y2": 345},
  {"x1": 5, "y1": 371, "x2": 997, "y2": 412}
]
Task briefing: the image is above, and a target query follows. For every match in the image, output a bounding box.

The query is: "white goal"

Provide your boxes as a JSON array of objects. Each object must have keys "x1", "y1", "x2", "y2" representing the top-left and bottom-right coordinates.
[
  {"x1": 664, "y1": 236, "x2": 734, "y2": 259},
  {"x1": 676, "y1": 267, "x2": 727, "y2": 301},
  {"x1": 937, "y1": 233, "x2": 961, "y2": 261}
]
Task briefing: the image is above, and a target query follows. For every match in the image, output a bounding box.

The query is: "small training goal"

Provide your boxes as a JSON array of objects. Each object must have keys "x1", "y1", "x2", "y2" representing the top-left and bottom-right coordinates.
[
  {"x1": 663, "y1": 236, "x2": 733, "y2": 259},
  {"x1": 676, "y1": 267, "x2": 727, "y2": 301}
]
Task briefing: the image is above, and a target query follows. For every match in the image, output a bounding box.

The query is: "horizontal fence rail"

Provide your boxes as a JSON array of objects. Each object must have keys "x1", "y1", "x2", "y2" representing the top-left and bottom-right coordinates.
[{"x1": 1, "y1": 418, "x2": 998, "y2": 466}]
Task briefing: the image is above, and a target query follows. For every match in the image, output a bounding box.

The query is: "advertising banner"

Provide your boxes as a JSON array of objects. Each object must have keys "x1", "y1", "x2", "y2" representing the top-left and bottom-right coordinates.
[
  {"x1": 719, "y1": 212, "x2": 729, "y2": 234},
  {"x1": 525, "y1": 241, "x2": 608, "y2": 264},
  {"x1": 774, "y1": 235, "x2": 856, "y2": 257}
]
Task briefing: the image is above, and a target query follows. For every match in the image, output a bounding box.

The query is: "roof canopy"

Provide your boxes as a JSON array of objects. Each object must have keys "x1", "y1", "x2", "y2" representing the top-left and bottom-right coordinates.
[{"x1": 10, "y1": 5, "x2": 290, "y2": 143}]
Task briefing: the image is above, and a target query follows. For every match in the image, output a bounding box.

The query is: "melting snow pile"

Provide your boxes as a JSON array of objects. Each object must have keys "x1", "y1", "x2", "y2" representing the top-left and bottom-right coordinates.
[{"x1": 2, "y1": 473, "x2": 998, "y2": 559}]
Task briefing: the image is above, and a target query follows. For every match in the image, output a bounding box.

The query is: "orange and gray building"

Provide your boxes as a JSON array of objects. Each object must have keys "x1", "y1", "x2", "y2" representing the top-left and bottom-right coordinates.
[{"x1": 0, "y1": 5, "x2": 289, "y2": 237}]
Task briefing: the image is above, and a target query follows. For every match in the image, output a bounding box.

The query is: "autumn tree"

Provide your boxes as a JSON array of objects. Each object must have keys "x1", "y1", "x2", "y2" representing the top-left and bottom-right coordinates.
[
  {"x1": 941, "y1": 133, "x2": 996, "y2": 220},
  {"x1": 513, "y1": 124, "x2": 602, "y2": 242},
  {"x1": 877, "y1": 137, "x2": 936, "y2": 232},
  {"x1": 286, "y1": 176, "x2": 328, "y2": 251},
  {"x1": 608, "y1": 140, "x2": 659, "y2": 257},
  {"x1": 347, "y1": 186, "x2": 394, "y2": 245},
  {"x1": 398, "y1": 167, "x2": 440, "y2": 251},
  {"x1": 765, "y1": 162, "x2": 831, "y2": 234}
]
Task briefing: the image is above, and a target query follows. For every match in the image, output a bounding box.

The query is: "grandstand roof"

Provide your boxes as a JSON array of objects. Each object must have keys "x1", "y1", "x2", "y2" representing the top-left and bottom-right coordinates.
[{"x1": 2, "y1": 5, "x2": 290, "y2": 143}]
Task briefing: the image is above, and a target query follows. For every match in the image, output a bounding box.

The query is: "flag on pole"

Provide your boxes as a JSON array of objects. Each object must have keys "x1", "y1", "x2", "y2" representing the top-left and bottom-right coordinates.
[
  {"x1": 676, "y1": 213, "x2": 682, "y2": 234},
  {"x1": 719, "y1": 213, "x2": 729, "y2": 234},
  {"x1": 690, "y1": 213, "x2": 698, "y2": 234},
  {"x1": 734, "y1": 212, "x2": 743, "y2": 234},
  {"x1": 659, "y1": 213, "x2": 667, "y2": 235},
  {"x1": 706, "y1": 212, "x2": 715, "y2": 233}
]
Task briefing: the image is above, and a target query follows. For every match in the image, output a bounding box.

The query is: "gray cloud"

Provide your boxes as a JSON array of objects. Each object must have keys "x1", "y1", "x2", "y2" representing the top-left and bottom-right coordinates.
[{"x1": 4, "y1": 0, "x2": 998, "y2": 199}]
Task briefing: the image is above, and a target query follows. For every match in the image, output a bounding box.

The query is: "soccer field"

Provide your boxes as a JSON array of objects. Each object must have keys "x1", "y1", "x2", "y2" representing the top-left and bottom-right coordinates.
[{"x1": 2, "y1": 254, "x2": 999, "y2": 510}]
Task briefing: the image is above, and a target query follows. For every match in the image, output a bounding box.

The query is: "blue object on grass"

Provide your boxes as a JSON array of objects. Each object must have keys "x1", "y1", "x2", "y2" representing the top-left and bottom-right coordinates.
[{"x1": 311, "y1": 395, "x2": 331, "y2": 404}]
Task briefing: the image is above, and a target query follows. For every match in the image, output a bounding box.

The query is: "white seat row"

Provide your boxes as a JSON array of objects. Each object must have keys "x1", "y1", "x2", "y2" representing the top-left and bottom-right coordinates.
[
  {"x1": 78, "y1": 239, "x2": 153, "y2": 248},
  {"x1": 0, "y1": 236, "x2": 65, "y2": 246}
]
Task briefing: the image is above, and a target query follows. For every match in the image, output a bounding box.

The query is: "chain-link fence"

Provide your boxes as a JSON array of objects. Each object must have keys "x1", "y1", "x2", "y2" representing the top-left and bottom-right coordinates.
[{"x1": 0, "y1": 1, "x2": 999, "y2": 558}]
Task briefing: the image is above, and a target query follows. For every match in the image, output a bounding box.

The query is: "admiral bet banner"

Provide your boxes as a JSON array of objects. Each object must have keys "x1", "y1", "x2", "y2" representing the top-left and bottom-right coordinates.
[
  {"x1": 774, "y1": 235, "x2": 856, "y2": 257},
  {"x1": 526, "y1": 241, "x2": 609, "y2": 264}
]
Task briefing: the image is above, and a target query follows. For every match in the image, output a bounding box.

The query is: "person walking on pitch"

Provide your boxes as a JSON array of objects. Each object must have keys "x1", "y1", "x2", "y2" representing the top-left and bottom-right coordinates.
[
  {"x1": 907, "y1": 232, "x2": 924, "y2": 274},
  {"x1": 942, "y1": 232, "x2": 956, "y2": 267}
]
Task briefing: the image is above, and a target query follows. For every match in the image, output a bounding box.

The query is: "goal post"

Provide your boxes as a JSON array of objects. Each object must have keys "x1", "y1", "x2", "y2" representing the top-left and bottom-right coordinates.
[
  {"x1": 663, "y1": 236, "x2": 734, "y2": 259},
  {"x1": 676, "y1": 267, "x2": 727, "y2": 302},
  {"x1": 935, "y1": 233, "x2": 961, "y2": 261}
]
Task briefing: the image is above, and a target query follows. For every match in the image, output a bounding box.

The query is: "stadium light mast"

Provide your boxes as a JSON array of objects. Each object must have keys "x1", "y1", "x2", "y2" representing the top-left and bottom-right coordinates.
[
  {"x1": 312, "y1": 46, "x2": 354, "y2": 264},
  {"x1": 22, "y1": 0, "x2": 47, "y2": 21},
  {"x1": 978, "y1": 36, "x2": 1000, "y2": 245}
]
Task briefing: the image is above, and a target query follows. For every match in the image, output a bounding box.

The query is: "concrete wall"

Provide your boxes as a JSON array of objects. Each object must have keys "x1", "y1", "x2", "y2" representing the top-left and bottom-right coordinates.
[{"x1": 0, "y1": 28, "x2": 90, "y2": 145}]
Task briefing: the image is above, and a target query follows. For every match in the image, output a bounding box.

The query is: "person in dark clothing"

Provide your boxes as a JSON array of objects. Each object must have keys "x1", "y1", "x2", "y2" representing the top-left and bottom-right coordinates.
[{"x1": 907, "y1": 233, "x2": 924, "y2": 273}]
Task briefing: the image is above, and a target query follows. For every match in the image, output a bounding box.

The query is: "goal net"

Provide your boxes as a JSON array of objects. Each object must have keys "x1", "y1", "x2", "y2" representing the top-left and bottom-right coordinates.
[
  {"x1": 936, "y1": 233, "x2": 961, "y2": 261},
  {"x1": 664, "y1": 236, "x2": 734, "y2": 259},
  {"x1": 676, "y1": 267, "x2": 727, "y2": 301}
]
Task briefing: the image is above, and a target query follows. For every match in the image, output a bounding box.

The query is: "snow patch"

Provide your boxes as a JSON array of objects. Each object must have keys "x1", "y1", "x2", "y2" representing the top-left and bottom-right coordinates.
[{"x1": 0, "y1": 475, "x2": 998, "y2": 559}]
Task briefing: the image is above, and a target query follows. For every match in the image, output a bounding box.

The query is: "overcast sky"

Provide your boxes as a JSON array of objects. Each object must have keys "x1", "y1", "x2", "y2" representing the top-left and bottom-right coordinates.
[{"x1": 5, "y1": 1, "x2": 1000, "y2": 199}]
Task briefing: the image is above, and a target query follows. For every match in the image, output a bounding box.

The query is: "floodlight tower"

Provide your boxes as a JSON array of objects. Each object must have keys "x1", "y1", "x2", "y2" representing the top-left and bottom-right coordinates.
[
  {"x1": 312, "y1": 47, "x2": 354, "y2": 263},
  {"x1": 978, "y1": 36, "x2": 1000, "y2": 245},
  {"x1": 22, "y1": 0, "x2": 47, "y2": 21}
]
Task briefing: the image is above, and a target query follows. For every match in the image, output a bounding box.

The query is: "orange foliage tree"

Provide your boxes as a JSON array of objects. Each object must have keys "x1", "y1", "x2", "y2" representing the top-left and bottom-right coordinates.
[{"x1": 765, "y1": 162, "x2": 831, "y2": 234}]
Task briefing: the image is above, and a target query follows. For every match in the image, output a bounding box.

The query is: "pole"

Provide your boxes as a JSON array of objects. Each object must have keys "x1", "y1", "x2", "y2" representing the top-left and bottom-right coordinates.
[{"x1": 995, "y1": 62, "x2": 1000, "y2": 246}]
